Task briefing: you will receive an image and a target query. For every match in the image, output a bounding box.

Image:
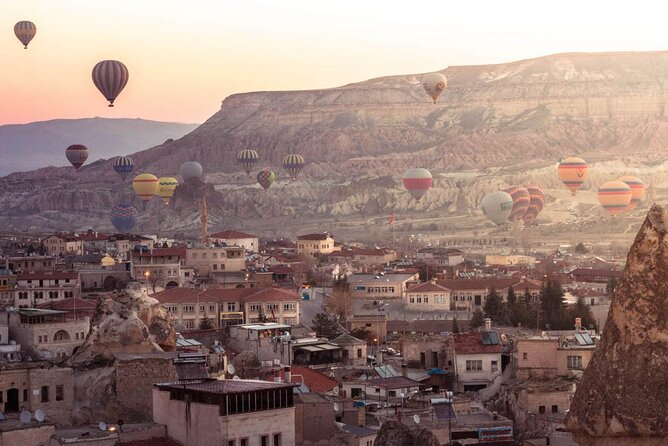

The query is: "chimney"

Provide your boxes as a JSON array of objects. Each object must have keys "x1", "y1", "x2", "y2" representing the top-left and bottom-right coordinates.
[
  {"x1": 575, "y1": 317, "x2": 582, "y2": 332},
  {"x1": 484, "y1": 318, "x2": 492, "y2": 331},
  {"x1": 283, "y1": 365, "x2": 291, "y2": 383},
  {"x1": 357, "y1": 405, "x2": 366, "y2": 427},
  {"x1": 273, "y1": 369, "x2": 281, "y2": 383},
  {"x1": 401, "y1": 363, "x2": 407, "y2": 377}
]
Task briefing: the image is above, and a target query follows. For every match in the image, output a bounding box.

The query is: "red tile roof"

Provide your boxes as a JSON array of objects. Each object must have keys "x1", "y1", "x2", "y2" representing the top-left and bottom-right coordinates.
[
  {"x1": 407, "y1": 282, "x2": 451, "y2": 293},
  {"x1": 152, "y1": 287, "x2": 299, "y2": 304},
  {"x1": 36, "y1": 297, "x2": 96, "y2": 311},
  {"x1": 18, "y1": 271, "x2": 79, "y2": 281},
  {"x1": 437, "y1": 278, "x2": 517, "y2": 291},
  {"x1": 297, "y1": 233, "x2": 332, "y2": 241},
  {"x1": 279, "y1": 365, "x2": 338, "y2": 392},
  {"x1": 243, "y1": 288, "x2": 300, "y2": 303},
  {"x1": 210, "y1": 229, "x2": 257, "y2": 239},
  {"x1": 453, "y1": 331, "x2": 504, "y2": 354},
  {"x1": 132, "y1": 247, "x2": 186, "y2": 258}
]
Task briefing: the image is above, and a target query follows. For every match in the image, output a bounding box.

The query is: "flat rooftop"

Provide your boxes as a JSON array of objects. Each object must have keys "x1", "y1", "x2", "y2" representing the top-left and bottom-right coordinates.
[{"x1": 156, "y1": 379, "x2": 296, "y2": 394}]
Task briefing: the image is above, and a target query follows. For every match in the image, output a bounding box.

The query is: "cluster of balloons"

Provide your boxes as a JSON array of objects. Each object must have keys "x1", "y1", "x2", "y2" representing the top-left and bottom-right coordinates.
[
  {"x1": 481, "y1": 185, "x2": 545, "y2": 226},
  {"x1": 598, "y1": 176, "x2": 646, "y2": 216},
  {"x1": 236, "y1": 149, "x2": 306, "y2": 191}
]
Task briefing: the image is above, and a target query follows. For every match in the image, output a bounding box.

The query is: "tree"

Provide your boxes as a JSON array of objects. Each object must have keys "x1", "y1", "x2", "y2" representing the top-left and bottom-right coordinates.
[
  {"x1": 452, "y1": 317, "x2": 460, "y2": 334},
  {"x1": 350, "y1": 327, "x2": 371, "y2": 340},
  {"x1": 470, "y1": 310, "x2": 485, "y2": 328},
  {"x1": 326, "y1": 274, "x2": 354, "y2": 321},
  {"x1": 483, "y1": 288, "x2": 503, "y2": 322},
  {"x1": 606, "y1": 277, "x2": 618, "y2": 297},
  {"x1": 199, "y1": 318, "x2": 214, "y2": 330},
  {"x1": 540, "y1": 280, "x2": 568, "y2": 329},
  {"x1": 567, "y1": 297, "x2": 597, "y2": 331},
  {"x1": 575, "y1": 242, "x2": 588, "y2": 254},
  {"x1": 311, "y1": 313, "x2": 342, "y2": 339}
]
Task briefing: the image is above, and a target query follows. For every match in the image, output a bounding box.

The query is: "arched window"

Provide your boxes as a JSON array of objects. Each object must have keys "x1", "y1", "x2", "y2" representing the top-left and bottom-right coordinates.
[{"x1": 53, "y1": 330, "x2": 70, "y2": 342}]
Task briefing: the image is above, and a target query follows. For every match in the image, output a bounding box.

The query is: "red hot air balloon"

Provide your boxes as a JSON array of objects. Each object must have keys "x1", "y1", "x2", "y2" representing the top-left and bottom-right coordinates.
[
  {"x1": 522, "y1": 185, "x2": 545, "y2": 224},
  {"x1": 92, "y1": 60, "x2": 129, "y2": 107},
  {"x1": 503, "y1": 186, "x2": 530, "y2": 222},
  {"x1": 65, "y1": 145, "x2": 89, "y2": 170},
  {"x1": 402, "y1": 168, "x2": 433, "y2": 202}
]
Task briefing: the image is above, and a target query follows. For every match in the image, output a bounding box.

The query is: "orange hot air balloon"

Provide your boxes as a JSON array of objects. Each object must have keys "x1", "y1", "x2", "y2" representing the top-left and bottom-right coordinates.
[
  {"x1": 503, "y1": 186, "x2": 530, "y2": 222},
  {"x1": 557, "y1": 157, "x2": 589, "y2": 195},
  {"x1": 132, "y1": 173, "x2": 159, "y2": 210},
  {"x1": 616, "y1": 176, "x2": 646, "y2": 211},
  {"x1": 598, "y1": 181, "x2": 632, "y2": 216},
  {"x1": 522, "y1": 185, "x2": 545, "y2": 224}
]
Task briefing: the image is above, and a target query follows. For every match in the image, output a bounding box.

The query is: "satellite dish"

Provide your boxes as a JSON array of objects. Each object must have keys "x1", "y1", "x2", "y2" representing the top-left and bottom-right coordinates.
[
  {"x1": 35, "y1": 409, "x2": 45, "y2": 422},
  {"x1": 333, "y1": 403, "x2": 339, "y2": 412},
  {"x1": 413, "y1": 415, "x2": 420, "y2": 424},
  {"x1": 360, "y1": 373, "x2": 367, "y2": 381},
  {"x1": 99, "y1": 421, "x2": 107, "y2": 431},
  {"x1": 227, "y1": 363, "x2": 236, "y2": 375},
  {"x1": 232, "y1": 375, "x2": 240, "y2": 380},
  {"x1": 20, "y1": 410, "x2": 32, "y2": 424}
]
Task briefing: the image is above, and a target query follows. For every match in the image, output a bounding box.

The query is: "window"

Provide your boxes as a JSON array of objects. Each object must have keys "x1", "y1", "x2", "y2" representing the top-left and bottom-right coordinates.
[
  {"x1": 56, "y1": 385, "x2": 64, "y2": 401},
  {"x1": 539, "y1": 405, "x2": 545, "y2": 414},
  {"x1": 261, "y1": 435, "x2": 269, "y2": 446},
  {"x1": 23, "y1": 389, "x2": 28, "y2": 402},
  {"x1": 183, "y1": 305, "x2": 194, "y2": 313},
  {"x1": 227, "y1": 302, "x2": 236, "y2": 312},
  {"x1": 283, "y1": 303, "x2": 295, "y2": 310},
  {"x1": 200, "y1": 304, "x2": 205, "y2": 314},
  {"x1": 273, "y1": 433, "x2": 281, "y2": 446},
  {"x1": 228, "y1": 441, "x2": 236, "y2": 446},
  {"x1": 465, "y1": 360, "x2": 483, "y2": 372},
  {"x1": 523, "y1": 352, "x2": 528, "y2": 360},
  {"x1": 491, "y1": 360, "x2": 499, "y2": 373},
  {"x1": 567, "y1": 355, "x2": 583, "y2": 370},
  {"x1": 357, "y1": 348, "x2": 362, "y2": 358},
  {"x1": 249, "y1": 304, "x2": 260, "y2": 312},
  {"x1": 551, "y1": 405, "x2": 558, "y2": 413},
  {"x1": 209, "y1": 305, "x2": 216, "y2": 312},
  {"x1": 409, "y1": 297, "x2": 415, "y2": 303},
  {"x1": 240, "y1": 439, "x2": 248, "y2": 446},
  {"x1": 213, "y1": 264, "x2": 218, "y2": 270},
  {"x1": 41, "y1": 386, "x2": 49, "y2": 403}
]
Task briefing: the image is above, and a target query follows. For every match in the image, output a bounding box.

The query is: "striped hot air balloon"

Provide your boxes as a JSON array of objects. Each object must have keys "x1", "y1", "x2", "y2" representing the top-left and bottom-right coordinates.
[
  {"x1": 402, "y1": 168, "x2": 433, "y2": 202},
  {"x1": 111, "y1": 204, "x2": 138, "y2": 233},
  {"x1": 113, "y1": 156, "x2": 134, "y2": 180},
  {"x1": 503, "y1": 186, "x2": 531, "y2": 222},
  {"x1": 522, "y1": 185, "x2": 545, "y2": 224},
  {"x1": 92, "y1": 60, "x2": 129, "y2": 107},
  {"x1": 422, "y1": 73, "x2": 447, "y2": 104},
  {"x1": 481, "y1": 191, "x2": 514, "y2": 225},
  {"x1": 158, "y1": 177, "x2": 178, "y2": 206},
  {"x1": 65, "y1": 145, "x2": 89, "y2": 170},
  {"x1": 616, "y1": 176, "x2": 646, "y2": 211},
  {"x1": 598, "y1": 180, "x2": 632, "y2": 216},
  {"x1": 237, "y1": 149, "x2": 259, "y2": 176},
  {"x1": 282, "y1": 154, "x2": 305, "y2": 180},
  {"x1": 558, "y1": 157, "x2": 589, "y2": 195},
  {"x1": 257, "y1": 169, "x2": 276, "y2": 190},
  {"x1": 132, "y1": 173, "x2": 159, "y2": 210},
  {"x1": 14, "y1": 21, "x2": 36, "y2": 49}
]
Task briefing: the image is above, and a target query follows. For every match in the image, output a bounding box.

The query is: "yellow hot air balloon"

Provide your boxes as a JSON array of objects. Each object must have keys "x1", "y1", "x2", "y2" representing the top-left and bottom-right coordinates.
[
  {"x1": 557, "y1": 157, "x2": 589, "y2": 195},
  {"x1": 616, "y1": 176, "x2": 646, "y2": 211},
  {"x1": 598, "y1": 180, "x2": 632, "y2": 216},
  {"x1": 132, "y1": 173, "x2": 159, "y2": 210},
  {"x1": 158, "y1": 177, "x2": 178, "y2": 206}
]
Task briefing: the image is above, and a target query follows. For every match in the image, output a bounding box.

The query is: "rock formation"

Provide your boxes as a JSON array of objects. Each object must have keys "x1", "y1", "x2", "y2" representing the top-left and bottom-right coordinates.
[
  {"x1": 373, "y1": 421, "x2": 440, "y2": 446},
  {"x1": 567, "y1": 204, "x2": 668, "y2": 445}
]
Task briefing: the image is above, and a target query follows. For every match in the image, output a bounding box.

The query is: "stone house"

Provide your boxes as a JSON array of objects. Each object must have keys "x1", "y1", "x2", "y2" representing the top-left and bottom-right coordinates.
[{"x1": 332, "y1": 333, "x2": 367, "y2": 366}]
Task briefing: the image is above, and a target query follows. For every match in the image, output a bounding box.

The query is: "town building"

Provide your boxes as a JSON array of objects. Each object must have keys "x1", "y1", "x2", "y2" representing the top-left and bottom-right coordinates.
[
  {"x1": 185, "y1": 245, "x2": 245, "y2": 276},
  {"x1": 349, "y1": 273, "x2": 420, "y2": 300},
  {"x1": 0, "y1": 270, "x2": 17, "y2": 305},
  {"x1": 453, "y1": 330, "x2": 505, "y2": 392},
  {"x1": 297, "y1": 233, "x2": 335, "y2": 258},
  {"x1": 486, "y1": 254, "x2": 536, "y2": 267},
  {"x1": 6, "y1": 255, "x2": 56, "y2": 273},
  {"x1": 332, "y1": 332, "x2": 367, "y2": 366},
  {"x1": 153, "y1": 379, "x2": 297, "y2": 446},
  {"x1": 417, "y1": 247, "x2": 465, "y2": 268},
  {"x1": 42, "y1": 234, "x2": 83, "y2": 256},
  {"x1": 14, "y1": 271, "x2": 80, "y2": 308},
  {"x1": 131, "y1": 247, "x2": 186, "y2": 289},
  {"x1": 405, "y1": 280, "x2": 451, "y2": 311},
  {"x1": 77, "y1": 229, "x2": 112, "y2": 254},
  {"x1": 515, "y1": 329, "x2": 597, "y2": 379},
  {"x1": 437, "y1": 277, "x2": 542, "y2": 311},
  {"x1": 209, "y1": 229, "x2": 260, "y2": 252}
]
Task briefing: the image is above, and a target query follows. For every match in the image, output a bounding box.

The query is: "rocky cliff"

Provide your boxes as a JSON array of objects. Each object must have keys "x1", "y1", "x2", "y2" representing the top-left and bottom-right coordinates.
[
  {"x1": 566, "y1": 204, "x2": 668, "y2": 445},
  {"x1": 3, "y1": 51, "x2": 668, "y2": 236}
]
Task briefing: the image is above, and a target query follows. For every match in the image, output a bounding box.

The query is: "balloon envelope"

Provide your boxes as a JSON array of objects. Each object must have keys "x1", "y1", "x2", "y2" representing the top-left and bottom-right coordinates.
[
  {"x1": 238, "y1": 149, "x2": 259, "y2": 176},
  {"x1": 66, "y1": 145, "x2": 89, "y2": 170},
  {"x1": 132, "y1": 174, "x2": 159, "y2": 209},
  {"x1": 282, "y1": 154, "x2": 305, "y2": 180},
  {"x1": 522, "y1": 185, "x2": 545, "y2": 224},
  {"x1": 179, "y1": 161, "x2": 203, "y2": 182},
  {"x1": 111, "y1": 204, "x2": 138, "y2": 233},
  {"x1": 503, "y1": 186, "x2": 531, "y2": 222},
  {"x1": 422, "y1": 73, "x2": 447, "y2": 103},
  {"x1": 558, "y1": 157, "x2": 589, "y2": 195},
  {"x1": 616, "y1": 176, "x2": 646, "y2": 211},
  {"x1": 113, "y1": 156, "x2": 134, "y2": 180},
  {"x1": 481, "y1": 191, "x2": 514, "y2": 225},
  {"x1": 257, "y1": 169, "x2": 276, "y2": 190},
  {"x1": 14, "y1": 21, "x2": 36, "y2": 49},
  {"x1": 158, "y1": 177, "x2": 178, "y2": 206},
  {"x1": 92, "y1": 60, "x2": 129, "y2": 107},
  {"x1": 402, "y1": 168, "x2": 432, "y2": 202},
  {"x1": 598, "y1": 180, "x2": 632, "y2": 216}
]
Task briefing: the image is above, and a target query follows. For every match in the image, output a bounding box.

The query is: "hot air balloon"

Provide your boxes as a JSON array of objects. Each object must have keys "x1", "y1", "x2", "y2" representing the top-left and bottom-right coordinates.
[
  {"x1": 111, "y1": 204, "x2": 138, "y2": 233},
  {"x1": 92, "y1": 60, "x2": 129, "y2": 107},
  {"x1": 616, "y1": 176, "x2": 646, "y2": 211},
  {"x1": 65, "y1": 145, "x2": 89, "y2": 170},
  {"x1": 402, "y1": 168, "x2": 433, "y2": 202},
  {"x1": 257, "y1": 169, "x2": 276, "y2": 190},
  {"x1": 422, "y1": 73, "x2": 447, "y2": 104},
  {"x1": 503, "y1": 186, "x2": 531, "y2": 222},
  {"x1": 132, "y1": 173, "x2": 159, "y2": 210},
  {"x1": 522, "y1": 185, "x2": 545, "y2": 224},
  {"x1": 14, "y1": 21, "x2": 36, "y2": 49},
  {"x1": 113, "y1": 156, "x2": 134, "y2": 180},
  {"x1": 158, "y1": 177, "x2": 178, "y2": 206},
  {"x1": 598, "y1": 181, "x2": 632, "y2": 216},
  {"x1": 481, "y1": 191, "x2": 514, "y2": 225},
  {"x1": 282, "y1": 154, "x2": 305, "y2": 180},
  {"x1": 179, "y1": 161, "x2": 203, "y2": 182},
  {"x1": 238, "y1": 149, "x2": 259, "y2": 176},
  {"x1": 558, "y1": 157, "x2": 589, "y2": 195}
]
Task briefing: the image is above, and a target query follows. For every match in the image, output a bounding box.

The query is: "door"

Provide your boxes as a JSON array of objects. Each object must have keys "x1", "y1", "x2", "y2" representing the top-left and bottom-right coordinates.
[{"x1": 6, "y1": 388, "x2": 19, "y2": 413}]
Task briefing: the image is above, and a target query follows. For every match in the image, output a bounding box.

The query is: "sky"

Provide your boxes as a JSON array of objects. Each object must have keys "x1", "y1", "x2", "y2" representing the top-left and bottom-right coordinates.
[{"x1": 3, "y1": 0, "x2": 668, "y2": 125}]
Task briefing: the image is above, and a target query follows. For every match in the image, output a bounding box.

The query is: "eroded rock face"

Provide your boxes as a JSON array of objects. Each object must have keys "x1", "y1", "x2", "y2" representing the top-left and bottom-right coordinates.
[
  {"x1": 374, "y1": 421, "x2": 440, "y2": 446},
  {"x1": 70, "y1": 287, "x2": 176, "y2": 365},
  {"x1": 567, "y1": 204, "x2": 668, "y2": 445}
]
